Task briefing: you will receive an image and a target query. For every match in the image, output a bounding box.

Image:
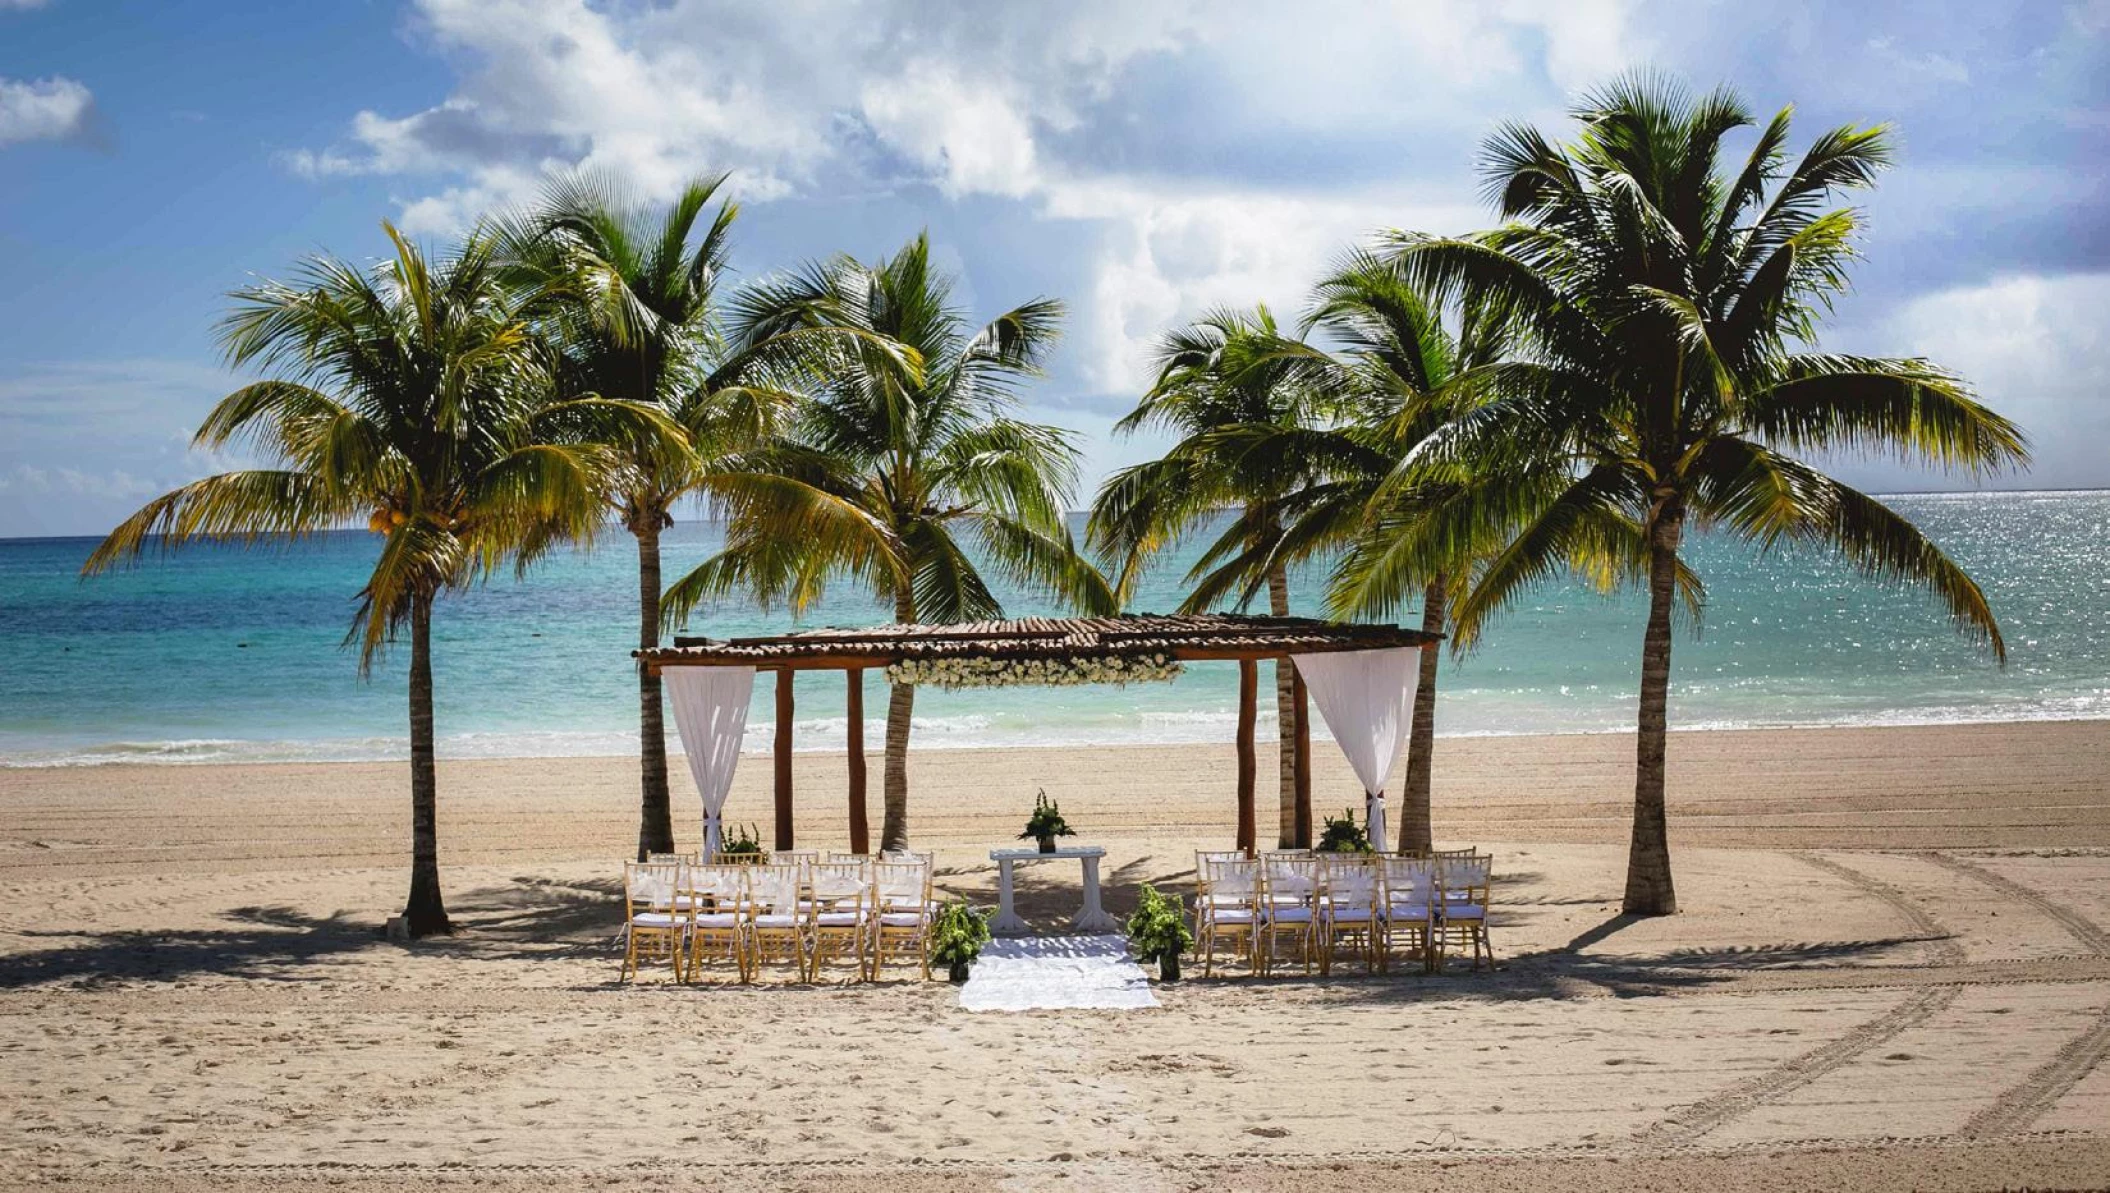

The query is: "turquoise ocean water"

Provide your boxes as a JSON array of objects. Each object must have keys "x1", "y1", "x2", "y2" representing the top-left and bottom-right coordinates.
[{"x1": 2, "y1": 492, "x2": 2106, "y2": 767}]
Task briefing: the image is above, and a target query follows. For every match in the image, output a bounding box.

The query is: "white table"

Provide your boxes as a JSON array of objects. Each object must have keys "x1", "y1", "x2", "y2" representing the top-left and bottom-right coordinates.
[{"x1": 988, "y1": 845, "x2": 1119, "y2": 936}]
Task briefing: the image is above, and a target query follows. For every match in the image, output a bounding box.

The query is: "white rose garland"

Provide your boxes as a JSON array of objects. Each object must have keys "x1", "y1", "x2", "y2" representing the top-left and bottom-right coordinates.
[{"x1": 883, "y1": 653, "x2": 1183, "y2": 689}]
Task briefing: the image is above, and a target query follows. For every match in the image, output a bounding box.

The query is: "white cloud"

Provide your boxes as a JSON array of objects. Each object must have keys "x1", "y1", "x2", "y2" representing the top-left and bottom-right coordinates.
[
  {"x1": 283, "y1": 0, "x2": 1648, "y2": 386},
  {"x1": 1043, "y1": 178, "x2": 1485, "y2": 392},
  {"x1": 1867, "y1": 36, "x2": 1971, "y2": 85},
  {"x1": 1878, "y1": 272, "x2": 2110, "y2": 488},
  {"x1": 0, "y1": 75, "x2": 97, "y2": 146},
  {"x1": 0, "y1": 463, "x2": 159, "y2": 501}
]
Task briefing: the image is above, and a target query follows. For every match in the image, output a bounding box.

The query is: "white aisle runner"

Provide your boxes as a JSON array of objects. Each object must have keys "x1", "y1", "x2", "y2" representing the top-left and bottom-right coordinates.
[{"x1": 957, "y1": 934, "x2": 1159, "y2": 1012}]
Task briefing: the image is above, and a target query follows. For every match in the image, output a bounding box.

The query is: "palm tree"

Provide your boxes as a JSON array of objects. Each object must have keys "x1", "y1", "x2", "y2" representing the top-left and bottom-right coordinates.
[
  {"x1": 1362, "y1": 75, "x2": 2027, "y2": 913},
  {"x1": 502, "y1": 173, "x2": 813, "y2": 862},
  {"x1": 1251, "y1": 252, "x2": 1520, "y2": 853},
  {"x1": 662, "y1": 233, "x2": 1115, "y2": 852},
  {"x1": 1088, "y1": 307, "x2": 1377, "y2": 847},
  {"x1": 84, "y1": 226, "x2": 673, "y2": 936}
]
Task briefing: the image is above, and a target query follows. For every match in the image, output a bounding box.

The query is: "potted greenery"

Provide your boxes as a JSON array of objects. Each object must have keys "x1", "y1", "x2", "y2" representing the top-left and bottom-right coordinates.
[
  {"x1": 930, "y1": 899, "x2": 991, "y2": 983},
  {"x1": 1315, "y1": 808, "x2": 1373, "y2": 854},
  {"x1": 1018, "y1": 789, "x2": 1075, "y2": 854},
  {"x1": 714, "y1": 822, "x2": 764, "y2": 862},
  {"x1": 1124, "y1": 883, "x2": 1194, "y2": 982}
]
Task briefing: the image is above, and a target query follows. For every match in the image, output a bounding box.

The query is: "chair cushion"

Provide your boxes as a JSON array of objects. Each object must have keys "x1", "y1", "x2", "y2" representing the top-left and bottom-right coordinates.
[
  {"x1": 1444, "y1": 903, "x2": 1487, "y2": 919},
  {"x1": 1205, "y1": 909, "x2": 1259, "y2": 925},
  {"x1": 1326, "y1": 908, "x2": 1377, "y2": 923},
  {"x1": 692, "y1": 913, "x2": 741, "y2": 929},
  {"x1": 1386, "y1": 903, "x2": 1434, "y2": 921},
  {"x1": 630, "y1": 912, "x2": 684, "y2": 929},
  {"x1": 814, "y1": 911, "x2": 862, "y2": 927},
  {"x1": 1265, "y1": 908, "x2": 1314, "y2": 923},
  {"x1": 878, "y1": 912, "x2": 926, "y2": 928},
  {"x1": 752, "y1": 913, "x2": 801, "y2": 929}
]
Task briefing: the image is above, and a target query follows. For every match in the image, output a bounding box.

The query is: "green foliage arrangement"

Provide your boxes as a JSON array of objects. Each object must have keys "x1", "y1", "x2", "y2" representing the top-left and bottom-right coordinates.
[
  {"x1": 1019, "y1": 790, "x2": 1075, "y2": 850},
  {"x1": 715, "y1": 823, "x2": 763, "y2": 859},
  {"x1": 1316, "y1": 808, "x2": 1374, "y2": 854},
  {"x1": 1124, "y1": 884, "x2": 1194, "y2": 981},
  {"x1": 930, "y1": 899, "x2": 991, "y2": 982}
]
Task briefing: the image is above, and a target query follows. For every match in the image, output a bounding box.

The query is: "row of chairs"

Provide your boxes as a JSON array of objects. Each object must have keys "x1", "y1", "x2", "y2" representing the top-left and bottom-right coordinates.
[
  {"x1": 622, "y1": 854, "x2": 938, "y2": 984},
  {"x1": 1192, "y1": 849, "x2": 1494, "y2": 977}
]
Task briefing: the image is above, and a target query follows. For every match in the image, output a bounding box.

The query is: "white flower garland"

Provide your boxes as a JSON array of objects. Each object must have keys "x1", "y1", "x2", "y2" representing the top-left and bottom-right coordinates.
[{"x1": 885, "y1": 653, "x2": 1184, "y2": 689}]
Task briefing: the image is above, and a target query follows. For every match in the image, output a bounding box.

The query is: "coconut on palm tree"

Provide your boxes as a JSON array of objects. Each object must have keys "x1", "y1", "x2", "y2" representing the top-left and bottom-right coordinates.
[
  {"x1": 501, "y1": 173, "x2": 818, "y2": 862},
  {"x1": 1359, "y1": 75, "x2": 2027, "y2": 913},
  {"x1": 662, "y1": 233, "x2": 1114, "y2": 852},
  {"x1": 84, "y1": 225, "x2": 675, "y2": 936},
  {"x1": 1089, "y1": 306, "x2": 1378, "y2": 847}
]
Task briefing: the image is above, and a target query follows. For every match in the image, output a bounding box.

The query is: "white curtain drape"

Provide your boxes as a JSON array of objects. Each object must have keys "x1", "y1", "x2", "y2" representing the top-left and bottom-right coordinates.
[
  {"x1": 664, "y1": 665, "x2": 755, "y2": 859},
  {"x1": 1291, "y1": 647, "x2": 1420, "y2": 853}
]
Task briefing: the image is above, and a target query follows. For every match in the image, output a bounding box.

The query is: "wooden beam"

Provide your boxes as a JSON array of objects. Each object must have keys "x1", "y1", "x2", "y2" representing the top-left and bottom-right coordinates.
[
  {"x1": 846, "y1": 669, "x2": 869, "y2": 855},
  {"x1": 1236, "y1": 657, "x2": 1257, "y2": 857},
  {"x1": 774, "y1": 670, "x2": 794, "y2": 850},
  {"x1": 1291, "y1": 664, "x2": 1312, "y2": 848}
]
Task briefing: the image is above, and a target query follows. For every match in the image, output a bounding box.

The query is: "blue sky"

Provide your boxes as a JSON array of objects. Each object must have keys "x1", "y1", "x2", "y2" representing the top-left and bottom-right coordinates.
[{"x1": 2, "y1": 0, "x2": 2105, "y2": 538}]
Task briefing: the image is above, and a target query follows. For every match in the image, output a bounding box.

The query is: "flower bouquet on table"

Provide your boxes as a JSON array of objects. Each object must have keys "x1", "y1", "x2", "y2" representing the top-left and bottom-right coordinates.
[{"x1": 1019, "y1": 789, "x2": 1075, "y2": 854}]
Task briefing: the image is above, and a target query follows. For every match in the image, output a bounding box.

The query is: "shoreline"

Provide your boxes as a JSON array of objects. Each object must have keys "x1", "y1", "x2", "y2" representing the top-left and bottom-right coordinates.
[{"x1": 8, "y1": 711, "x2": 2110, "y2": 770}]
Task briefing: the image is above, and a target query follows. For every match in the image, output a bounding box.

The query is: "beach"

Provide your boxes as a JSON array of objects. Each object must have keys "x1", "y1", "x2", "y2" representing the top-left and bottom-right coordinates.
[{"x1": 4, "y1": 719, "x2": 2109, "y2": 1190}]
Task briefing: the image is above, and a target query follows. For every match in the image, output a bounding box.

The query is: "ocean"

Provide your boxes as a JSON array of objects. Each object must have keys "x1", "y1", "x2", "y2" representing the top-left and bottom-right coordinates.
[{"x1": 2, "y1": 492, "x2": 2106, "y2": 767}]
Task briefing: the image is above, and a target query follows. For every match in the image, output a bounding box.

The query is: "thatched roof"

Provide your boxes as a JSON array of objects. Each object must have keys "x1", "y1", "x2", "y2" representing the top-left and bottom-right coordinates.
[{"x1": 641, "y1": 613, "x2": 1438, "y2": 672}]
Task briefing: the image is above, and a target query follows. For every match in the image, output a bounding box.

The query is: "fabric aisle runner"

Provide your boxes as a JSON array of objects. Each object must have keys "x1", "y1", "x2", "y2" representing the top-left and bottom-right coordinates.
[{"x1": 957, "y1": 934, "x2": 1159, "y2": 1011}]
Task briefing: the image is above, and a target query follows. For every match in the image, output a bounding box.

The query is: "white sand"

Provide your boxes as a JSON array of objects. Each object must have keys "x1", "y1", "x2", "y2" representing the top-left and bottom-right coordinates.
[{"x1": 2, "y1": 719, "x2": 2108, "y2": 1190}]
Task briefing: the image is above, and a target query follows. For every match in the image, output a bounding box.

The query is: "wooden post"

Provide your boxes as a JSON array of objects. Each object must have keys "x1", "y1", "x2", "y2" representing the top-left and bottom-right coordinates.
[
  {"x1": 774, "y1": 669, "x2": 794, "y2": 850},
  {"x1": 1236, "y1": 658, "x2": 1257, "y2": 857},
  {"x1": 846, "y1": 669, "x2": 869, "y2": 855},
  {"x1": 1291, "y1": 663, "x2": 1312, "y2": 848}
]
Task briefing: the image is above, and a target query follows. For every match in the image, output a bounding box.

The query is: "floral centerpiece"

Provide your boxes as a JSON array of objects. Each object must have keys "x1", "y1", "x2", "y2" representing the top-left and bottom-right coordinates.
[
  {"x1": 1315, "y1": 808, "x2": 1373, "y2": 854},
  {"x1": 886, "y1": 652, "x2": 1182, "y2": 689},
  {"x1": 1019, "y1": 790, "x2": 1075, "y2": 853},
  {"x1": 715, "y1": 822, "x2": 764, "y2": 861}
]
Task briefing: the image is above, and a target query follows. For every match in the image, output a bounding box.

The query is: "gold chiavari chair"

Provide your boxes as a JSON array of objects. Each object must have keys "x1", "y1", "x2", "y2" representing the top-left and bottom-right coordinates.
[
  {"x1": 1194, "y1": 855, "x2": 1262, "y2": 977},
  {"x1": 871, "y1": 858, "x2": 935, "y2": 980},
  {"x1": 1433, "y1": 853, "x2": 1494, "y2": 971},
  {"x1": 1318, "y1": 854, "x2": 1384, "y2": 975},
  {"x1": 620, "y1": 861, "x2": 688, "y2": 983},
  {"x1": 681, "y1": 862, "x2": 753, "y2": 983},
  {"x1": 745, "y1": 863, "x2": 811, "y2": 981},
  {"x1": 808, "y1": 860, "x2": 872, "y2": 982},
  {"x1": 1258, "y1": 855, "x2": 1320, "y2": 976},
  {"x1": 1380, "y1": 856, "x2": 1440, "y2": 973}
]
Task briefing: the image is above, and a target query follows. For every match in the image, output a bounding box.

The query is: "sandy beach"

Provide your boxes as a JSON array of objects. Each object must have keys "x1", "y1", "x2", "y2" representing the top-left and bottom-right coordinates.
[{"x1": 4, "y1": 719, "x2": 2109, "y2": 1190}]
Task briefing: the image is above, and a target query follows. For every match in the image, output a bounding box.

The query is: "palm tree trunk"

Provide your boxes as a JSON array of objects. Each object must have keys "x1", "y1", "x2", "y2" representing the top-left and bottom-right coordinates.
[
  {"x1": 402, "y1": 593, "x2": 451, "y2": 936},
  {"x1": 633, "y1": 518, "x2": 675, "y2": 861},
  {"x1": 1624, "y1": 505, "x2": 1683, "y2": 916},
  {"x1": 1400, "y1": 572, "x2": 1446, "y2": 854},
  {"x1": 1267, "y1": 562, "x2": 1297, "y2": 848},
  {"x1": 881, "y1": 588, "x2": 916, "y2": 853}
]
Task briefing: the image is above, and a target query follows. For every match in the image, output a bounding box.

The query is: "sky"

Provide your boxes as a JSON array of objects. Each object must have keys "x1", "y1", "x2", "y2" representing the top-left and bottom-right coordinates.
[{"x1": 1, "y1": 0, "x2": 2105, "y2": 538}]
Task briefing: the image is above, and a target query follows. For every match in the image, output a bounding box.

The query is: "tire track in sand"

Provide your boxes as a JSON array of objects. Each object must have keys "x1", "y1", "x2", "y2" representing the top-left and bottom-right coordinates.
[
  {"x1": 1914, "y1": 852, "x2": 2110, "y2": 1137},
  {"x1": 1919, "y1": 852, "x2": 2110, "y2": 955},
  {"x1": 1634, "y1": 853, "x2": 1965, "y2": 1146}
]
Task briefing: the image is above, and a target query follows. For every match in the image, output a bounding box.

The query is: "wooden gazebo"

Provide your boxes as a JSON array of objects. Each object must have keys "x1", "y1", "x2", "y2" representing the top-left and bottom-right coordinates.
[{"x1": 638, "y1": 613, "x2": 1439, "y2": 854}]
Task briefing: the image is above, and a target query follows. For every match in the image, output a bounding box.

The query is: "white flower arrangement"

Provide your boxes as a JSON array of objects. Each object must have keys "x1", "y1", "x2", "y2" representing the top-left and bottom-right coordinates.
[{"x1": 885, "y1": 653, "x2": 1184, "y2": 689}]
